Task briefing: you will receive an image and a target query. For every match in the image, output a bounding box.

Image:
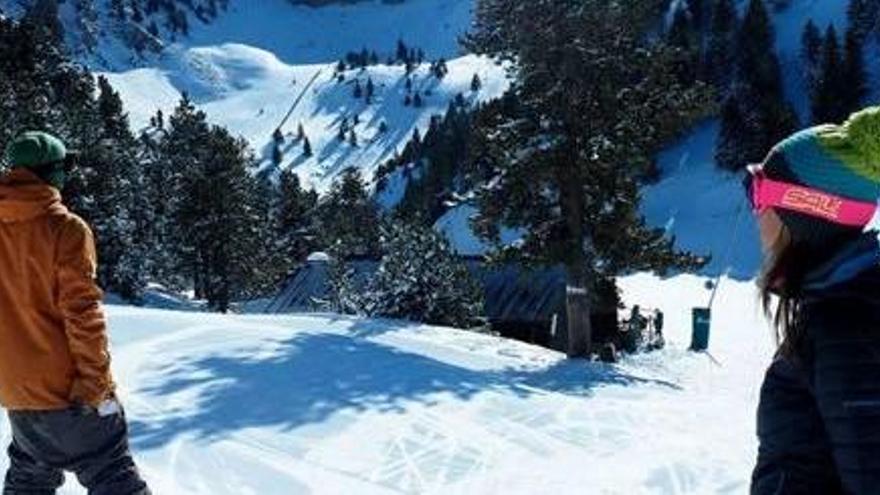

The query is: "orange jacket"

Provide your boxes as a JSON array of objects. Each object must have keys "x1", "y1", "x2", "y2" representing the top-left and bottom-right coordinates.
[{"x1": 0, "y1": 168, "x2": 115, "y2": 410}]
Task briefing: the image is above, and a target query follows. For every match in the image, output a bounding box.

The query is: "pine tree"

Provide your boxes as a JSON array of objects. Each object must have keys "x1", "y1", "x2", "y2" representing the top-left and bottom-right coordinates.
[
  {"x1": 88, "y1": 76, "x2": 147, "y2": 300},
  {"x1": 705, "y1": 0, "x2": 738, "y2": 90},
  {"x1": 737, "y1": 0, "x2": 780, "y2": 97},
  {"x1": 275, "y1": 169, "x2": 317, "y2": 274},
  {"x1": 667, "y1": 5, "x2": 700, "y2": 84},
  {"x1": 131, "y1": 1, "x2": 144, "y2": 23},
  {"x1": 326, "y1": 245, "x2": 361, "y2": 314},
  {"x1": 471, "y1": 73, "x2": 482, "y2": 92},
  {"x1": 167, "y1": 111, "x2": 276, "y2": 311},
  {"x1": 0, "y1": 20, "x2": 153, "y2": 302},
  {"x1": 362, "y1": 220, "x2": 483, "y2": 328},
  {"x1": 432, "y1": 58, "x2": 449, "y2": 79},
  {"x1": 848, "y1": 0, "x2": 877, "y2": 42},
  {"x1": 801, "y1": 19, "x2": 822, "y2": 99},
  {"x1": 843, "y1": 26, "x2": 868, "y2": 117},
  {"x1": 303, "y1": 135, "x2": 313, "y2": 157},
  {"x1": 348, "y1": 129, "x2": 358, "y2": 147},
  {"x1": 338, "y1": 117, "x2": 348, "y2": 141},
  {"x1": 316, "y1": 167, "x2": 380, "y2": 257},
  {"x1": 353, "y1": 79, "x2": 363, "y2": 99},
  {"x1": 686, "y1": 0, "x2": 709, "y2": 33},
  {"x1": 716, "y1": 94, "x2": 752, "y2": 170},
  {"x1": 111, "y1": 0, "x2": 126, "y2": 19},
  {"x1": 668, "y1": 5, "x2": 694, "y2": 52},
  {"x1": 366, "y1": 77, "x2": 375, "y2": 102},
  {"x1": 466, "y1": 0, "x2": 712, "y2": 357},
  {"x1": 723, "y1": 0, "x2": 798, "y2": 168},
  {"x1": 812, "y1": 25, "x2": 846, "y2": 124},
  {"x1": 413, "y1": 92, "x2": 423, "y2": 107},
  {"x1": 396, "y1": 39, "x2": 409, "y2": 62},
  {"x1": 297, "y1": 122, "x2": 305, "y2": 140},
  {"x1": 411, "y1": 127, "x2": 421, "y2": 147}
]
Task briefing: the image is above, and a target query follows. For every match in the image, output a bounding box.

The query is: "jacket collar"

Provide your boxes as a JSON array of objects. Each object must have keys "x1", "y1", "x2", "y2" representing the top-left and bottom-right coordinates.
[{"x1": 802, "y1": 232, "x2": 880, "y2": 299}]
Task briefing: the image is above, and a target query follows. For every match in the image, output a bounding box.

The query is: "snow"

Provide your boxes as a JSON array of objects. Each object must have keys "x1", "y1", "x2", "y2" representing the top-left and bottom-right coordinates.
[
  {"x1": 376, "y1": 162, "x2": 422, "y2": 210},
  {"x1": 6, "y1": 270, "x2": 771, "y2": 494},
  {"x1": 642, "y1": 120, "x2": 761, "y2": 279},
  {"x1": 307, "y1": 251, "x2": 331, "y2": 262},
  {"x1": 0, "y1": 2, "x2": 829, "y2": 491},
  {"x1": 185, "y1": 0, "x2": 473, "y2": 65},
  {"x1": 102, "y1": 46, "x2": 508, "y2": 193},
  {"x1": 69, "y1": 0, "x2": 509, "y2": 193},
  {"x1": 433, "y1": 204, "x2": 524, "y2": 256}
]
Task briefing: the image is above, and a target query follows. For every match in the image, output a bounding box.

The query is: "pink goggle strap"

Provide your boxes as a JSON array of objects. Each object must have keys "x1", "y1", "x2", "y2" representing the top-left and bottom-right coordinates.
[{"x1": 751, "y1": 172, "x2": 878, "y2": 228}]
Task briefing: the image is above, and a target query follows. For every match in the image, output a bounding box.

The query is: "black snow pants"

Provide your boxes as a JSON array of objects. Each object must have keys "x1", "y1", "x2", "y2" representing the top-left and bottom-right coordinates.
[{"x1": 3, "y1": 405, "x2": 150, "y2": 495}]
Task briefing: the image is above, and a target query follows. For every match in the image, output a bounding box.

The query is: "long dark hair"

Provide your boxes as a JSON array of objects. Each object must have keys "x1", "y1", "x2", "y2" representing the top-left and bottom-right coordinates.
[
  {"x1": 758, "y1": 224, "x2": 807, "y2": 357},
  {"x1": 759, "y1": 221, "x2": 860, "y2": 357}
]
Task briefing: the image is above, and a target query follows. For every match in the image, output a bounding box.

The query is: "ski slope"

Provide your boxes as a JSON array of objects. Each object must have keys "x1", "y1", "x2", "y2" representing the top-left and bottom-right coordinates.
[
  {"x1": 103, "y1": 45, "x2": 507, "y2": 193},
  {"x1": 87, "y1": 0, "x2": 507, "y2": 193},
  {"x1": 6, "y1": 271, "x2": 772, "y2": 495}
]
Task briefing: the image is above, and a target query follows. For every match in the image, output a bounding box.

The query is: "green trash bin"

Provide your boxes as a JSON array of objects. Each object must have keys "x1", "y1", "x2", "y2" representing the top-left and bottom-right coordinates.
[{"x1": 691, "y1": 307, "x2": 711, "y2": 351}]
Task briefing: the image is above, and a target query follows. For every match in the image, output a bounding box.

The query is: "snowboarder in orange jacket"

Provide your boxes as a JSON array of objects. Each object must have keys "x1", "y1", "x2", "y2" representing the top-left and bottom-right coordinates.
[{"x1": 0, "y1": 131, "x2": 149, "y2": 494}]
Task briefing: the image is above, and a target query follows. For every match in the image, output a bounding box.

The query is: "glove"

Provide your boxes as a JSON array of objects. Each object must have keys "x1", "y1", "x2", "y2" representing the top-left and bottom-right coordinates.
[{"x1": 96, "y1": 398, "x2": 122, "y2": 417}]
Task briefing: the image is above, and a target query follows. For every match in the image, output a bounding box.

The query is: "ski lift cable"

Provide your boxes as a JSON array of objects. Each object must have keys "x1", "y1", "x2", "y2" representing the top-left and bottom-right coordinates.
[
  {"x1": 706, "y1": 197, "x2": 747, "y2": 311},
  {"x1": 275, "y1": 69, "x2": 324, "y2": 135}
]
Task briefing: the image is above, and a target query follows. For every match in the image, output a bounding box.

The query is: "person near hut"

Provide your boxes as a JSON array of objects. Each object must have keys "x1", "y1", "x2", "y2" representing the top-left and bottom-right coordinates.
[
  {"x1": 0, "y1": 132, "x2": 150, "y2": 494},
  {"x1": 649, "y1": 309, "x2": 665, "y2": 351},
  {"x1": 747, "y1": 108, "x2": 880, "y2": 493},
  {"x1": 622, "y1": 305, "x2": 647, "y2": 353}
]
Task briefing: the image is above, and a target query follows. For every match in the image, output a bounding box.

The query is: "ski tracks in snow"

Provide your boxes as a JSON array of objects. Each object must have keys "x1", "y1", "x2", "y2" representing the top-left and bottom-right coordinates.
[{"x1": 104, "y1": 308, "x2": 756, "y2": 494}]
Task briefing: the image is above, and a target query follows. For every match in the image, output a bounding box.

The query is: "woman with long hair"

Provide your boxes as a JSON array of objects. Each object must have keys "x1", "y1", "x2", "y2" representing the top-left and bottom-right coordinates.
[{"x1": 748, "y1": 107, "x2": 880, "y2": 494}]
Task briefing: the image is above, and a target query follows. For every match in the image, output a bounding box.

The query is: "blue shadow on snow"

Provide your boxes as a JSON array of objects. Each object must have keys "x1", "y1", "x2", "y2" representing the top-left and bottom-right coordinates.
[{"x1": 130, "y1": 331, "x2": 680, "y2": 450}]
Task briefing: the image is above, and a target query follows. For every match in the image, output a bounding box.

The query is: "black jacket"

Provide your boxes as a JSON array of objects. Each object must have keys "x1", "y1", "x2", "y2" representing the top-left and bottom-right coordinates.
[{"x1": 752, "y1": 235, "x2": 880, "y2": 494}]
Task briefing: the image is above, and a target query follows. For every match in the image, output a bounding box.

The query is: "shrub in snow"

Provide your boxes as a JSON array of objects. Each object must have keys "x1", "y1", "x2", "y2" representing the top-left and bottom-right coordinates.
[
  {"x1": 327, "y1": 244, "x2": 362, "y2": 315},
  {"x1": 362, "y1": 221, "x2": 483, "y2": 329}
]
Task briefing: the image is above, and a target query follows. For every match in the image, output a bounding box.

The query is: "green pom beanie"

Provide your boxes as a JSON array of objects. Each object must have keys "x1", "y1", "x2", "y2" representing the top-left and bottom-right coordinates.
[{"x1": 761, "y1": 106, "x2": 880, "y2": 250}]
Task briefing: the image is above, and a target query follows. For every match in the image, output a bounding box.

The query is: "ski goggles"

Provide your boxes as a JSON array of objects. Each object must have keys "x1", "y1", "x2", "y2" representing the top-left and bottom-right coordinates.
[{"x1": 743, "y1": 164, "x2": 878, "y2": 228}]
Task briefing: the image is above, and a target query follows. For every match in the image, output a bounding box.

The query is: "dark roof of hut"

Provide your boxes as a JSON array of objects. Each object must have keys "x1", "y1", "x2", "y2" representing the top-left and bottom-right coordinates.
[{"x1": 262, "y1": 256, "x2": 568, "y2": 324}]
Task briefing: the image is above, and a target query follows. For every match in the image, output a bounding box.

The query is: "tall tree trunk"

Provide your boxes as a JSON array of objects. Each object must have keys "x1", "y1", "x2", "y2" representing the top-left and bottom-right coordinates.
[
  {"x1": 565, "y1": 264, "x2": 592, "y2": 358},
  {"x1": 559, "y1": 164, "x2": 593, "y2": 359}
]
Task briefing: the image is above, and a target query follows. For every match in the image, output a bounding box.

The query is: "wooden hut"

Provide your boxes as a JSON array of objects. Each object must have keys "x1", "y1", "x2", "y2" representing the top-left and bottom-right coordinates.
[{"x1": 263, "y1": 253, "x2": 619, "y2": 352}]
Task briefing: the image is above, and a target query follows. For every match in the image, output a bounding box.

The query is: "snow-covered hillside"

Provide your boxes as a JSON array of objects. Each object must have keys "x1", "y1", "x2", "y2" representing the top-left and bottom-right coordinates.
[
  {"x1": 83, "y1": 0, "x2": 509, "y2": 193},
  {"x1": 104, "y1": 46, "x2": 507, "y2": 192},
  {"x1": 12, "y1": 272, "x2": 772, "y2": 494},
  {"x1": 1, "y1": 0, "x2": 498, "y2": 192}
]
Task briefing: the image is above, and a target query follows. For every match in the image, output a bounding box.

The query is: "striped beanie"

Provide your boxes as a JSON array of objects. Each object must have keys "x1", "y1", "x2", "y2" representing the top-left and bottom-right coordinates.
[{"x1": 761, "y1": 106, "x2": 880, "y2": 249}]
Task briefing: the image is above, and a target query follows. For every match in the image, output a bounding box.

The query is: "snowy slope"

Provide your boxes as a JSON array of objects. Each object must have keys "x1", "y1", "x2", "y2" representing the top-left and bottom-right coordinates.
[
  {"x1": 104, "y1": 46, "x2": 507, "y2": 192},
  {"x1": 90, "y1": 0, "x2": 507, "y2": 193},
  {"x1": 10, "y1": 271, "x2": 772, "y2": 494},
  {"x1": 185, "y1": 0, "x2": 473, "y2": 65},
  {"x1": 641, "y1": 121, "x2": 761, "y2": 279}
]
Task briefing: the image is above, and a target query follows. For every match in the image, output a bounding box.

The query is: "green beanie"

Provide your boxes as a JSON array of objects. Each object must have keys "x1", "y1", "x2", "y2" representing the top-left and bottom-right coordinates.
[
  {"x1": 5, "y1": 131, "x2": 69, "y2": 189},
  {"x1": 6, "y1": 131, "x2": 67, "y2": 168}
]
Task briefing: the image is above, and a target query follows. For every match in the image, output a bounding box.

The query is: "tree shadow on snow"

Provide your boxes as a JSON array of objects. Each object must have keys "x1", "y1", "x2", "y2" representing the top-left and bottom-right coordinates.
[{"x1": 129, "y1": 331, "x2": 680, "y2": 450}]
